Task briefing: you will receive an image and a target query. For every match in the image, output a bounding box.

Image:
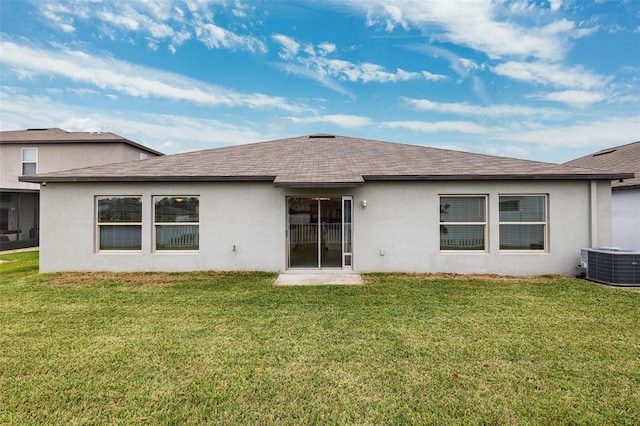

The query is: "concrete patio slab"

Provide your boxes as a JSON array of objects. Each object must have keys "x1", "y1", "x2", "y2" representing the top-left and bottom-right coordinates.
[{"x1": 274, "y1": 273, "x2": 364, "y2": 286}]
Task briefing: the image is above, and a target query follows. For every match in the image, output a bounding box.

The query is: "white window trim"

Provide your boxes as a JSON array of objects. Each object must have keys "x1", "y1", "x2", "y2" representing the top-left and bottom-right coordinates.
[
  {"x1": 21, "y1": 147, "x2": 38, "y2": 176},
  {"x1": 153, "y1": 195, "x2": 200, "y2": 253},
  {"x1": 439, "y1": 194, "x2": 488, "y2": 253},
  {"x1": 95, "y1": 196, "x2": 143, "y2": 253},
  {"x1": 498, "y1": 194, "x2": 548, "y2": 253}
]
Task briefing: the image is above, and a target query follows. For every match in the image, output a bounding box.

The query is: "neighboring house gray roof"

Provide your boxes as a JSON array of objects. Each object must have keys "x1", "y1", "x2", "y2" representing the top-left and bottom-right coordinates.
[
  {"x1": 0, "y1": 127, "x2": 164, "y2": 157},
  {"x1": 19, "y1": 134, "x2": 632, "y2": 187},
  {"x1": 564, "y1": 141, "x2": 640, "y2": 191}
]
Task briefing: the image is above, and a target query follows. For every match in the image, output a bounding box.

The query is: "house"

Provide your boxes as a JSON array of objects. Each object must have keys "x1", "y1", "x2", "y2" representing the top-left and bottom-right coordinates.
[
  {"x1": 19, "y1": 134, "x2": 632, "y2": 275},
  {"x1": 1, "y1": 128, "x2": 163, "y2": 250},
  {"x1": 565, "y1": 141, "x2": 640, "y2": 250}
]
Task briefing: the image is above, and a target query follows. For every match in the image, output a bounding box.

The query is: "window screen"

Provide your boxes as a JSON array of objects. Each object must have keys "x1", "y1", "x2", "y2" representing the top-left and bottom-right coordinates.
[
  {"x1": 21, "y1": 148, "x2": 37, "y2": 175},
  {"x1": 440, "y1": 196, "x2": 487, "y2": 251},
  {"x1": 499, "y1": 195, "x2": 547, "y2": 251},
  {"x1": 154, "y1": 196, "x2": 199, "y2": 251},
  {"x1": 97, "y1": 197, "x2": 142, "y2": 251}
]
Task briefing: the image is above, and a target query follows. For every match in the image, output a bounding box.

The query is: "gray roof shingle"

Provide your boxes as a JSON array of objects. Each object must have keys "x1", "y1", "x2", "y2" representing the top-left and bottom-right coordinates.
[
  {"x1": 0, "y1": 127, "x2": 164, "y2": 156},
  {"x1": 564, "y1": 141, "x2": 640, "y2": 190},
  {"x1": 19, "y1": 134, "x2": 633, "y2": 186}
]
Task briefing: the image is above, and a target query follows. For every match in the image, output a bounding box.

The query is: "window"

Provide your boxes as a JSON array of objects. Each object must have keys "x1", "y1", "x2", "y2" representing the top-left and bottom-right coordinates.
[
  {"x1": 21, "y1": 148, "x2": 37, "y2": 175},
  {"x1": 154, "y1": 196, "x2": 199, "y2": 251},
  {"x1": 96, "y1": 197, "x2": 142, "y2": 251},
  {"x1": 499, "y1": 195, "x2": 547, "y2": 251},
  {"x1": 440, "y1": 196, "x2": 487, "y2": 251}
]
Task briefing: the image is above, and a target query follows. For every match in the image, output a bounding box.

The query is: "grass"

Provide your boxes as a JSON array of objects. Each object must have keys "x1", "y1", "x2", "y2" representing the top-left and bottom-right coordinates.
[{"x1": 1, "y1": 251, "x2": 639, "y2": 425}]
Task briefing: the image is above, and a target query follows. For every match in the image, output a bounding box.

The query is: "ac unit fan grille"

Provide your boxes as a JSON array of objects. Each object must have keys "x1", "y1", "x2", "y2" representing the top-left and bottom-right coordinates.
[{"x1": 586, "y1": 251, "x2": 640, "y2": 286}]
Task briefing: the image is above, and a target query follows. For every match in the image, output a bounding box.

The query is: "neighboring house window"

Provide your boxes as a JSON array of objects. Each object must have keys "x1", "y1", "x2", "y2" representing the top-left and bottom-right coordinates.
[
  {"x1": 499, "y1": 195, "x2": 547, "y2": 251},
  {"x1": 440, "y1": 195, "x2": 487, "y2": 251},
  {"x1": 96, "y1": 196, "x2": 142, "y2": 251},
  {"x1": 154, "y1": 196, "x2": 199, "y2": 251},
  {"x1": 21, "y1": 148, "x2": 37, "y2": 175}
]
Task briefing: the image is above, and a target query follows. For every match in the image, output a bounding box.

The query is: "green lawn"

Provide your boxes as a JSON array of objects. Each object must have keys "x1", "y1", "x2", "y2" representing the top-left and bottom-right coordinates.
[{"x1": 1, "y1": 251, "x2": 639, "y2": 425}]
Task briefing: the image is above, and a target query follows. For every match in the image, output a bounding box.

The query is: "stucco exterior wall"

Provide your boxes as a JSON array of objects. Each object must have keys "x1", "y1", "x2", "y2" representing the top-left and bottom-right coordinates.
[
  {"x1": 1, "y1": 143, "x2": 155, "y2": 191},
  {"x1": 611, "y1": 189, "x2": 640, "y2": 249},
  {"x1": 39, "y1": 179, "x2": 611, "y2": 276},
  {"x1": 353, "y1": 180, "x2": 609, "y2": 276}
]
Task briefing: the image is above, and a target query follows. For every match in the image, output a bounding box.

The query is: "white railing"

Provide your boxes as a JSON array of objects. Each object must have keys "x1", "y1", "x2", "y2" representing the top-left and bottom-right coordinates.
[
  {"x1": 157, "y1": 225, "x2": 199, "y2": 249},
  {"x1": 440, "y1": 238, "x2": 484, "y2": 249},
  {"x1": 290, "y1": 223, "x2": 341, "y2": 245}
]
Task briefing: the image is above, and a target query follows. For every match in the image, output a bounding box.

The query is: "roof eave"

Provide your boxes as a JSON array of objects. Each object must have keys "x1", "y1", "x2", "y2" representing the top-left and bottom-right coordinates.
[
  {"x1": 362, "y1": 173, "x2": 635, "y2": 181},
  {"x1": 613, "y1": 183, "x2": 640, "y2": 191},
  {"x1": 18, "y1": 175, "x2": 277, "y2": 183},
  {"x1": 273, "y1": 181, "x2": 366, "y2": 188},
  {"x1": 20, "y1": 172, "x2": 634, "y2": 184},
  {"x1": 1, "y1": 137, "x2": 164, "y2": 156}
]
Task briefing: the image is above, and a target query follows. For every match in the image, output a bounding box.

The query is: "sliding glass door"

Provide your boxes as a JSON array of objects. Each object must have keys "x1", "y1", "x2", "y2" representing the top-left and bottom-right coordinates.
[{"x1": 288, "y1": 197, "x2": 352, "y2": 269}]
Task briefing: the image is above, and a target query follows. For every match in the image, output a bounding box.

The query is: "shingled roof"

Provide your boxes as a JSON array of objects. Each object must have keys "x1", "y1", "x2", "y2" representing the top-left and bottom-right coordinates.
[
  {"x1": 0, "y1": 127, "x2": 164, "y2": 157},
  {"x1": 19, "y1": 134, "x2": 633, "y2": 187},
  {"x1": 564, "y1": 141, "x2": 640, "y2": 191}
]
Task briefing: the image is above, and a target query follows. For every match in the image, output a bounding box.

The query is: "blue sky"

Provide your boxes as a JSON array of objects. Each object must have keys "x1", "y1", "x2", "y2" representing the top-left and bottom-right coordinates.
[{"x1": 1, "y1": 0, "x2": 638, "y2": 163}]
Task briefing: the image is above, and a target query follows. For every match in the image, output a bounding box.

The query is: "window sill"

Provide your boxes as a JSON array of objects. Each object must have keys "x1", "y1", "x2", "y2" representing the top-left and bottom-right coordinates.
[
  {"x1": 439, "y1": 250, "x2": 488, "y2": 254},
  {"x1": 96, "y1": 251, "x2": 143, "y2": 254},
  {"x1": 153, "y1": 251, "x2": 200, "y2": 254},
  {"x1": 499, "y1": 250, "x2": 548, "y2": 254}
]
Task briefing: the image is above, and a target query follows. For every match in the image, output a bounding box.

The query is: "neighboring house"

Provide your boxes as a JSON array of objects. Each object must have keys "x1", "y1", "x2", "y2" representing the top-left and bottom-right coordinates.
[
  {"x1": 20, "y1": 134, "x2": 631, "y2": 275},
  {"x1": 565, "y1": 141, "x2": 640, "y2": 250},
  {"x1": 1, "y1": 128, "x2": 163, "y2": 250}
]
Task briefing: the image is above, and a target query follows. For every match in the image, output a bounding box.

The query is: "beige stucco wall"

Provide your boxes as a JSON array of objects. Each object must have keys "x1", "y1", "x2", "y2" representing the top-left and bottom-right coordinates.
[
  {"x1": 353, "y1": 180, "x2": 610, "y2": 276},
  {"x1": 38, "y1": 179, "x2": 611, "y2": 276},
  {"x1": 1, "y1": 143, "x2": 156, "y2": 191}
]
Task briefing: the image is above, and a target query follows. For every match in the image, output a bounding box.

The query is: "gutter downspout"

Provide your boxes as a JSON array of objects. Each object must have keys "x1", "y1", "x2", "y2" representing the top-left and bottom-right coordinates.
[{"x1": 589, "y1": 180, "x2": 598, "y2": 248}]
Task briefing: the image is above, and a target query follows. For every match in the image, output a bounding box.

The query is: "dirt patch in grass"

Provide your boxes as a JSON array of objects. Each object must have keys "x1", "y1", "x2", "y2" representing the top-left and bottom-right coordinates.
[
  {"x1": 40, "y1": 271, "x2": 547, "y2": 287},
  {"x1": 42, "y1": 271, "x2": 179, "y2": 287},
  {"x1": 375, "y1": 272, "x2": 549, "y2": 283}
]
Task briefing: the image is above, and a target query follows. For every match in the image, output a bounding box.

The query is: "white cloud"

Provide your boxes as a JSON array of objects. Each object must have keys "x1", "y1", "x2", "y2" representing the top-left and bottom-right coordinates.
[
  {"x1": 422, "y1": 71, "x2": 448, "y2": 81},
  {"x1": 278, "y1": 114, "x2": 373, "y2": 129},
  {"x1": 0, "y1": 41, "x2": 304, "y2": 112},
  {"x1": 39, "y1": 2, "x2": 77, "y2": 33},
  {"x1": 272, "y1": 34, "x2": 300, "y2": 59},
  {"x1": 271, "y1": 35, "x2": 447, "y2": 90},
  {"x1": 540, "y1": 90, "x2": 606, "y2": 108},
  {"x1": 497, "y1": 115, "x2": 640, "y2": 149},
  {"x1": 318, "y1": 42, "x2": 336, "y2": 55},
  {"x1": 34, "y1": 0, "x2": 264, "y2": 54},
  {"x1": 407, "y1": 45, "x2": 480, "y2": 80},
  {"x1": 195, "y1": 22, "x2": 267, "y2": 52},
  {"x1": 549, "y1": 0, "x2": 563, "y2": 12},
  {"x1": 352, "y1": 0, "x2": 575, "y2": 60},
  {"x1": 272, "y1": 62, "x2": 355, "y2": 100},
  {"x1": 381, "y1": 120, "x2": 490, "y2": 133},
  {"x1": 0, "y1": 89, "x2": 269, "y2": 153},
  {"x1": 492, "y1": 61, "x2": 611, "y2": 90},
  {"x1": 402, "y1": 98, "x2": 567, "y2": 120},
  {"x1": 97, "y1": 9, "x2": 141, "y2": 32}
]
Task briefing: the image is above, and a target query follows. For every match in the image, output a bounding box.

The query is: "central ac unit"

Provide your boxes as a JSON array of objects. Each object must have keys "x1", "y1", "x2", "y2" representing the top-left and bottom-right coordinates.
[{"x1": 580, "y1": 247, "x2": 640, "y2": 286}]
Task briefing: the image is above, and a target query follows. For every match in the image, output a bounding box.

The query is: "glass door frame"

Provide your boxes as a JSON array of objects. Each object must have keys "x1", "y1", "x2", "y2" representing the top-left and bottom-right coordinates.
[
  {"x1": 342, "y1": 196, "x2": 353, "y2": 270},
  {"x1": 286, "y1": 195, "x2": 353, "y2": 270}
]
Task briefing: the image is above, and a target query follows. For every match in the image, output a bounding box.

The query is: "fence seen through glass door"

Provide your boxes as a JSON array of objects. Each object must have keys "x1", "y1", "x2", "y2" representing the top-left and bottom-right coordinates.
[{"x1": 288, "y1": 197, "x2": 345, "y2": 269}]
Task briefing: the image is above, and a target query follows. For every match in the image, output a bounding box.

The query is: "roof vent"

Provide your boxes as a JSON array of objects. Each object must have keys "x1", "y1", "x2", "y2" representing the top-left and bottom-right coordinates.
[
  {"x1": 309, "y1": 133, "x2": 335, "y2": 139},
  {"x1": 593, "y1": 149, "x2": 616, "y2": 157}
]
